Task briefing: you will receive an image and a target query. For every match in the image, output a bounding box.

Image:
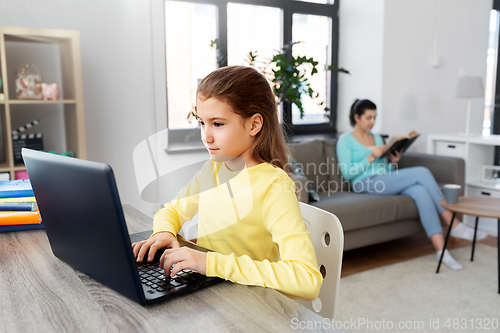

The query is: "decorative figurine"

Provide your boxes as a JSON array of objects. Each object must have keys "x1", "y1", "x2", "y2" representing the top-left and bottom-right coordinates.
[
  {"x1": 15, "y1": 64, "x2": 42, "y2": 100},
  {"x1": 41, "y1": 83, "x2": 60, "y2": 100}
]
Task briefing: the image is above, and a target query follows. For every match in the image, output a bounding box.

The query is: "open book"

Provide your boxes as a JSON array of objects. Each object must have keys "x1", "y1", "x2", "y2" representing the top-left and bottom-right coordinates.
[{"x1": 380, "y1": 131, "x2": 420, "y2": 158}]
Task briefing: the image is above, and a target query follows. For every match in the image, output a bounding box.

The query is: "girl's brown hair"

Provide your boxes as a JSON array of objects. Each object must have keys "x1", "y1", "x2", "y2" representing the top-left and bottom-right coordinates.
[{"x1": 196, "y1": 66, "x2": 290, "y2": 172}]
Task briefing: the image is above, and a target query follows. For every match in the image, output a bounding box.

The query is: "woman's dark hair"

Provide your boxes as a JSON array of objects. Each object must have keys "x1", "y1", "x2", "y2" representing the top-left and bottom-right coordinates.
[{"x1": 349, "y1": 99, "x2": 377, "y2": 126}]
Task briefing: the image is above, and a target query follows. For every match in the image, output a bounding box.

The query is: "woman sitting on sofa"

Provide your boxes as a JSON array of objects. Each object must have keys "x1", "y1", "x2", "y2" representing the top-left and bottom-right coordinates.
[{"x1": 336, "y1": 99, "x2": 488, "y2": 270}]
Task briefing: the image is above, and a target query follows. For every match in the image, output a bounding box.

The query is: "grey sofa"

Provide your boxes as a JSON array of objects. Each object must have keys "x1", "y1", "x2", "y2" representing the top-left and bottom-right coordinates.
[{"x1": 288, "y1": 138, "x2": 465, "y2": 251}]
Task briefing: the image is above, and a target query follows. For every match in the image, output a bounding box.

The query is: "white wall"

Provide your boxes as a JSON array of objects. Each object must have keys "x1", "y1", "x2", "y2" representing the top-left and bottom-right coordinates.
[
  {"x1": 338, "y1": 0, "x2": 492, "y2": 153},
  {"x1": 338, "y1": 0, "x2": 385, "y2": 133},
  {"x1": 0, "y1": 0, "x2": 162, "y2": 217},
  {"x1": 382, "y1": 0, "x2": 492, "y2": 152}
]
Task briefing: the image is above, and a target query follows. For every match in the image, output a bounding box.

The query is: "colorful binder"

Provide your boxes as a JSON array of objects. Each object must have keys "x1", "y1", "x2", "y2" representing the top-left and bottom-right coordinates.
[
  {"x1": 0, "y1": 180, "x2": 34, "y2": 198},
  {"x1": 0, "y1": 202, "x2": 38, "y2": 211},
  {"x1": 0, "y1": 196, "x2": 36, "y2": 203},
  {"x1": 0, "y1": 210, "x2": 41, "y2": 225},
  {"x1": 0, "y1": 223, "x2": 44, "y2": 233}
]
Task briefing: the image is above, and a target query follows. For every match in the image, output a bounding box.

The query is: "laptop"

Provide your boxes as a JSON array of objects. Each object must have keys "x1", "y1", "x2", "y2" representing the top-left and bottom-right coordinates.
[{"x1": 21, "y1": 148, "x2": 222, "y2": 306}]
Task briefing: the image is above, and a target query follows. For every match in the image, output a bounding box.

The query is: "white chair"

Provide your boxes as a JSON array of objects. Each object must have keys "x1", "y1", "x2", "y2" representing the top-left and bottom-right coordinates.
[{"x1": 296, "y1": 202, "x2": 344, "y2": 320}]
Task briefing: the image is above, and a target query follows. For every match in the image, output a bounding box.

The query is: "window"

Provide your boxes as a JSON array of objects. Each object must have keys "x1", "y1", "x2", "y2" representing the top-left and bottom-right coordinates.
[
  {"x1": 227, "y1": 4, "x2": 282, "y2": 67},
  {"x1": 165, "y1": 0, "x2": 339, "y2": 137},
  {"x1": 292, "y1": 13, "x2": 332, "y2": 125},
  {"x1": 293, "y1": 0, "x2": 333, "y2": 4},
  {"x1": 165, "y1": 1, "x2": 217, "y2": 129},
  {"x1": 486, "y1": 2, "x2": 500, "y2": 164},
  {"x1": 483, "y1": 9, "x2": 498, "y2": 136},
  {"x1": 227, "y1": 3, "x2": 283, "y2": 121}
]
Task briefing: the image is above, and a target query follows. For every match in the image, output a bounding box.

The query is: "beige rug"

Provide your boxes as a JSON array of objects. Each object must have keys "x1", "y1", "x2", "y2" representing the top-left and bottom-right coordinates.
[{"x1": 335, "y1": 244, "x2": 500, "y2": 333}]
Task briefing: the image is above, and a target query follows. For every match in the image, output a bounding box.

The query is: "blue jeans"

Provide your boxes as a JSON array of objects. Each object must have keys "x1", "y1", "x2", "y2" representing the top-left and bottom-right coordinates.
[{"x1": 352, "y1": 166, "x2": 445, "y2": 238}]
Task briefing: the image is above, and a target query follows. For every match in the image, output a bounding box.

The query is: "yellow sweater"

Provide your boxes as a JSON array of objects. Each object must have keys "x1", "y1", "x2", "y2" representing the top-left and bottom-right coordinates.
[{"x1": 153, "y1": 160, "x2": 322, "y2": 301}]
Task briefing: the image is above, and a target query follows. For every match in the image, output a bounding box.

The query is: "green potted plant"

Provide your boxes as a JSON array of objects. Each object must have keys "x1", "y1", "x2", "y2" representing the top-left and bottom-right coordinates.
[
  {"x1": 190, "y1": 40, "x2": 348, "y2": 127},
  {"x1": 249, "y1": 42, "x2": 341, "y2": 120},
  {"x1": 230, "y1": 40, "x2": 348, "y2": 122}
]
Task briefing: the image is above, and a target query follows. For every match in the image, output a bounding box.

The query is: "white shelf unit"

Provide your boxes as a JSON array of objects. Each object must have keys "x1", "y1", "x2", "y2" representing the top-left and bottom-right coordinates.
[
  {"x1": 427, "y1": 134, "x2": 500, "y2": 235},
  {"x1": 0, "y1": 26, "x2": 87, "y2": 179}
]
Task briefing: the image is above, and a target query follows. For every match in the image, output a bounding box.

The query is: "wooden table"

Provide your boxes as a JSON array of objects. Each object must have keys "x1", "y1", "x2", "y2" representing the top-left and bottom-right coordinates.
[
  {"x1": 437, "y1": 197, "x2": 500, "y2": 293},
  {"x1": 0, "y1": 204, "x2": 344, "y2": 332}
]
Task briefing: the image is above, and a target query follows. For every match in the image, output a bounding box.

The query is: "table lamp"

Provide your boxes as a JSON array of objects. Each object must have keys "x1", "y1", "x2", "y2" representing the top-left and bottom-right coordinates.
[{"x1": 455, "y1": 76, "x2": 484, "y2": 136}]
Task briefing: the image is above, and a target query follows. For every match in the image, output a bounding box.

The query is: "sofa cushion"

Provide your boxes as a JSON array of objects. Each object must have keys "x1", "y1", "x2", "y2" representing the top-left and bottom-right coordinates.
[
  {"x1": 324, "y1": 138, "x2": 351, "y2": 193},
  {"x1": 289, "y1": 172, "x2": 310, "y2": 203},
  {"x1": 391, "y1": 194, "x2": 420, "y2": 221},
  {"x1": 290, "y1": 157, "x2": 320, "y2": 202},
  {"x1": 288, "y1": 139, "x2": 328, "y2": 192},
  {"x1": 312, "y1": 192, "x2": 419, "y2": 232}
]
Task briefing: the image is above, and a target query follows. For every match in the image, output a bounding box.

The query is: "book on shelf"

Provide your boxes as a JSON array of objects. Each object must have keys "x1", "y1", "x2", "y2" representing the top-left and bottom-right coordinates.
[
  {"x1": 0, "y1": 210, "x2": 41, "y2": 226},
  {"x1": 0, "y1": 201, "x2": 38, "y2": 211},
  {"x1": 380, "y1": 131, "x2": 420, "y2": 158},
  {"x1": 0, "y1": 196, "x2": 36, "y2": 203},
  {"x1": 14, "y1": 170, "x2": 29, "y2": 180},
  {"x1": 0, "y1": 179, "x2": 34, "y2": 198},
  {"x1": 0, "y1": 223, "x2": 44, "y2": 233}
]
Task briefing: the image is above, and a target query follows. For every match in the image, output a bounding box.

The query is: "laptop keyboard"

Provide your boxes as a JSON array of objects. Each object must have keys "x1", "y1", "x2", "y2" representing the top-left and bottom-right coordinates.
[{"x1": 137, "y1": 262, "x2": 205, "y2": 293}]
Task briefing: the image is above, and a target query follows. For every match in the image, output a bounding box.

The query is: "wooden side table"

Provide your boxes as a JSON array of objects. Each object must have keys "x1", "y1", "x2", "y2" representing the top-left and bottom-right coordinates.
[{"x1": 437, "y1": 197, "x2": 500, "y2": 293}]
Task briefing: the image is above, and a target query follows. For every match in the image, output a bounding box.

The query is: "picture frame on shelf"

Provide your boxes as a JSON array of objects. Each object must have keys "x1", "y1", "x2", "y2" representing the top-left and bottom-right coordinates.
[{"x1": 482, "y1": 165, "x2": 500, "y2": 183}]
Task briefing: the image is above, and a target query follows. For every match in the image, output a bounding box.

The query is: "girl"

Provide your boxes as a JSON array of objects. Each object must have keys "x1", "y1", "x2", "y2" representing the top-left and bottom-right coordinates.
[
  {"x1": 132, "y1": 66, "x2": 322, "y2": 301},
  {"x1": 336, "y1": 99, "x2": 488, "y2": 271}
]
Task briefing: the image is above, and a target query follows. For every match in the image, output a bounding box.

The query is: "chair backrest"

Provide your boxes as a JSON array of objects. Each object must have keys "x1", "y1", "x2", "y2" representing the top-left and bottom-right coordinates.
[{"x1": 296, "y1": 202, "x2": 344, "y2": 320}]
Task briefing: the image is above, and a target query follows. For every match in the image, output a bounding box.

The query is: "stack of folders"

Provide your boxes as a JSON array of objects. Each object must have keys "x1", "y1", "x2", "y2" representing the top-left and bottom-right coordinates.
[{"x1": 0, "y1": 179, "x2": 43, "y2": 233}]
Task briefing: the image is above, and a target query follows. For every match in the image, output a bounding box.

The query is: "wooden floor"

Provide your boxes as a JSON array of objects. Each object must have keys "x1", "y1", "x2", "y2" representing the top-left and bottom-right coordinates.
[{"x1": 341, "y1": 231, "x2": 498, "y2": 277}]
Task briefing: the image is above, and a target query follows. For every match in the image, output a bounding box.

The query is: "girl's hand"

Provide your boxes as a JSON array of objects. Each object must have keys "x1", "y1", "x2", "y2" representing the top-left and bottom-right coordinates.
[
  {"x1": 132, "y1": 232, "x2": 180, "y2": 262},
  {"x1": 160, "y1": 247, "x2": 207, "y2": 277},
  {"x1": 388, "y1": 150, "x2": 402, "y2": 163}
]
